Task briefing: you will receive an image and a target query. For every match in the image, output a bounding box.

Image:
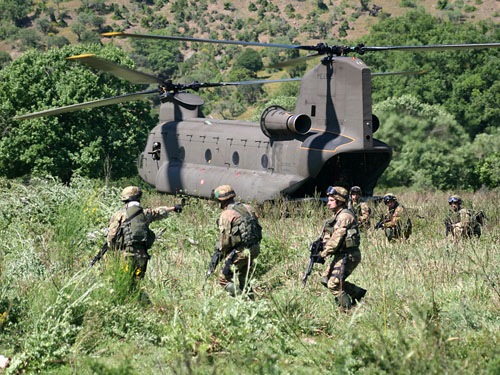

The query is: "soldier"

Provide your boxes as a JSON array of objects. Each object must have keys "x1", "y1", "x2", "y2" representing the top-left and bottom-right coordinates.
[
  {"x1": 319, "y1": 186, "x2": 366, "y2": 310},
  {"x1": 348, "y1": 186, "x2": 372, "y2": 230},
  {"x1": 211, "y1": 185, "x2": 262, "y2": 297},
  {"x1": 378, "y1": 193, "x2": 412, "y2": 241},
  {"x1": 107, "y1": 186, "x2": 182, "y2": 281},
  {"x1": 444, "y1": 195, "x2": 483, "y2": 238}
]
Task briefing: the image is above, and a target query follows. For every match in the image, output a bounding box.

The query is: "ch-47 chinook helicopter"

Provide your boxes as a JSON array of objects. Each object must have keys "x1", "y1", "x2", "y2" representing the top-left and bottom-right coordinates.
[{"x1": 15, "y1": 33, "x2": 500, "y2": 203}]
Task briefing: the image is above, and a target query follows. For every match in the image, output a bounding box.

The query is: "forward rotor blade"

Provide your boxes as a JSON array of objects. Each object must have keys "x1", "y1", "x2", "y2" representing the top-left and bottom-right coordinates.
[
  {"x1": 102, "y1": 32, "x2": 301, "y2": 50},
  {"x1": 14, "y1": 89, "x2": 158, "y2": 120},
  {"x1": 371, "y1": 70, "x2": 427, "y2": 77},
  {"x1": 66, "y1": 54, "x2": 164, "y2": 84},
  {"x1": 362, "y1": 43, "x2": 500, "y2": 53}
]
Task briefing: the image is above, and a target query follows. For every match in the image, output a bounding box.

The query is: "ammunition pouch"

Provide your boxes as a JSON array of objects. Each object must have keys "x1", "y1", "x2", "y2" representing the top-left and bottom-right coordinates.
[{"x1": 344, "y1": 228, "x2": 360, "y2": 248}]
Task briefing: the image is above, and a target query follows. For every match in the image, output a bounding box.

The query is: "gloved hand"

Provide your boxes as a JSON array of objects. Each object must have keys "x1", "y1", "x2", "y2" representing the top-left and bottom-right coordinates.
[{"x1": 173, "y1": 204, "x2": 183, "y2": 213}]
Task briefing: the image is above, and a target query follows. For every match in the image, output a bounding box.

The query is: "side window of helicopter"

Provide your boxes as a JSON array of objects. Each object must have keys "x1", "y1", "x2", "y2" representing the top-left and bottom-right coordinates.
[
  {"x1": 149, "y1": 142, "x2": 161, "y2": 161},
  {"x1": 205, "y1": 149, "x2": 212, "y2": 163},
  {"x1": 311, "y1": 105, "x2": 316, "y2": 117},
  {"x1": 232, "y1": 151, "x2": 239, "y2": 166},
  {"x1": 178, "y1": 146, "x2": 185, "y2": 162},
  {"x1": 261, "y1": 154, "x2": 268, "y2": 169}
]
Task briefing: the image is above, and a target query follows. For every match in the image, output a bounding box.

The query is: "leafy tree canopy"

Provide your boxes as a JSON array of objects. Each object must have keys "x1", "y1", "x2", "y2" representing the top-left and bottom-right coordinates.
[
  {"x1": 360, "y1": 10, "x2": 500, "y2": 138},
  {"x1": 0, "y1": 44, "x2": 156, "y2": 183}
]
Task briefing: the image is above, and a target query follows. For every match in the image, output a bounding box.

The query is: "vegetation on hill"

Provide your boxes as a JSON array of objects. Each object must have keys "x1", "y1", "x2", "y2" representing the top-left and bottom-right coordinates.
[{"x1": 0, "y1": 177, "x2": 498, "y2": 374}]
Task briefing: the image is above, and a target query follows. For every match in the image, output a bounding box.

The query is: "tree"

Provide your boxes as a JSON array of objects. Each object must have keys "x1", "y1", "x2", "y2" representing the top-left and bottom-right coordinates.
[
  {"x1": 0, "y1": 45, "x2": 156, "y2": 183},
  {"x1": 233, "y1": 48, "x2": 263, "y2": 73}
]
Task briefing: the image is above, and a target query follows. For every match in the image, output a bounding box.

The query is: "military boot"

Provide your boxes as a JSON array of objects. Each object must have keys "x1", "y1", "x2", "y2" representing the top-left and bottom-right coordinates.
[
  {"x1": 335, "y1": 291, "x2": 352, "y2": 311},
  {"x1": 349, "y1": 288, "x2": 367, "y2": 306}
]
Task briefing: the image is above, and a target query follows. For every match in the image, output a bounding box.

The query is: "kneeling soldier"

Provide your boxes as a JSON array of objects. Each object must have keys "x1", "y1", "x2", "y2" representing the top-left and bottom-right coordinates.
[
  {"x1": 381, "y1": 193, "x2": 412, "y2": 241},
  {"x1": 212, "y1": 185, "x2": 262, "y2": 297},
  {"x1": 320, "y1": 186, "x2": 366, "y2": 310}
]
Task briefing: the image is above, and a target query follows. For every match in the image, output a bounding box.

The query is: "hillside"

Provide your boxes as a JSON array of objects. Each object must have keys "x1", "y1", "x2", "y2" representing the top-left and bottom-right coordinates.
[{"x1": 1, "y1": 0, "x2": 499, "y2": 61}]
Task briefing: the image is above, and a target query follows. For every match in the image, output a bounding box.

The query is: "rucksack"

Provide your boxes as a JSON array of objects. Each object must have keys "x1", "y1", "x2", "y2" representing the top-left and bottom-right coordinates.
[
  {"x1": 118, "y1": 206, "x2": 155, "y2": 249},
  {"x1": 230, "y1": 203, "x2": 262, "y2": 247}
]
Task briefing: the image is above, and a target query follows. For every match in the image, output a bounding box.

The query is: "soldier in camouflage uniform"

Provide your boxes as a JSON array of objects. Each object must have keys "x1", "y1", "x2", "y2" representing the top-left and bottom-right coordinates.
[
  {"x1": 348, "y1": 186, "x2": 372, "y2": 230},
  {"x1": 444, "y1": 195, "x2": 482, "y2": 238},
  {"x1": 107, "y1": 186, "x2": 182, "y2": 280},
  {"x1": 381, "y1": 193, "x2": 412, "y2": 241},
  {"x1": 319, "y1": 186, "x2": 366, "y2": 310},
  {"x1": 212, "y1": 185, "x2": 262, "y2": 297}
]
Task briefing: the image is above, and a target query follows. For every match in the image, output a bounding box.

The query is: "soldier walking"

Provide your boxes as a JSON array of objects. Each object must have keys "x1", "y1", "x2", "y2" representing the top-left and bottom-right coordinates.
[
  {"x1": 211, "y1": 185, "x2": 262, "y2": 297},
  {"x1": 319, "y1": 186, "x2": 366, "y2": 310},
  {"x1": 107, "y1": 186, "x2": 182, "y2": 281}
]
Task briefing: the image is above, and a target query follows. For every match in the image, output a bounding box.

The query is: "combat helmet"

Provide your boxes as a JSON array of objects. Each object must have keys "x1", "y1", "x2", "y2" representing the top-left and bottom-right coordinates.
[
  {"x1": 350, "y1": 186, "x2": 362, "y2": 195},
  {"x1": 121, "y1": 186, "x2": 142, "y2": 202},
  {"x1": 326, "y1": 186, "x2": 348, "y2": 202},
  {"x1": 383, "y1": 193, "x2": 397, "y2": 204},
  {"x1": 448, "y1": 194, "x2": 462, "y2": 205},
  {"x1": 212, "y1": 185, "x2": 236, "y2": 201}
]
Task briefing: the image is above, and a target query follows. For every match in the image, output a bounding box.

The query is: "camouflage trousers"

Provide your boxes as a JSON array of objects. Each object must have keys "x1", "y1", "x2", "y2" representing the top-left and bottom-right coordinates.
[
  {"x1": 121, "y1": 246, "x2": 149, "y2": 280},
  {"x1": 218, "y1": 244, "x2": 260, "y2": 291},
  {"x1": 321, "y1": 248, "x2": 363, "y2": 298}
]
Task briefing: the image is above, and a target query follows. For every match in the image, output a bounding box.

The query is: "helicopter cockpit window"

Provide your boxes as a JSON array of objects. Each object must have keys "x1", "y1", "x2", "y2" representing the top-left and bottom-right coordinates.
[
  {"x1": 261, "y1": 154, "x2": 268, "y2": 169},
  {"x1": 149, "y1": 142, "x2": 161, "y2": 161},
  {"x1": 205, "y1": 149, "x2": 212, "y2": 163},
  {"x1": 232, "y1": 151, "x2": 239, "y2": 166}
]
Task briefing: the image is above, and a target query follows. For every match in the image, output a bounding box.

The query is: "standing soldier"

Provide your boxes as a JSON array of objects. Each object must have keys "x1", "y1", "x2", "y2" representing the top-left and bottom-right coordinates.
[
  {"x1": 211, "y1": 185, "x2": 262, "y2": 297},
  {"x1": 319, "y1": 186, "x2": 366, "y2": 310},
  {"x1": 379, "y1": 193, "x2": 412, "y2": 241},
  {"x1": 444, "y1": 195, "x2": 483, "y2": 238},
  {"x1": 348, "y1": 186, "x2": 372, "y2": 230},
  {"x1": 107, "y1": 186, "x2": 182, "y2": 281}
]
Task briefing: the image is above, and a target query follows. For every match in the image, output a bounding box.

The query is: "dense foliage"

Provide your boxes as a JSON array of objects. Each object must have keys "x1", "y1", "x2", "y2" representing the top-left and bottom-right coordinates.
[
  {"x1": 0, "y1": 44, "x2": 156, "y2": 183},
  {"x1": 0, "y1": 177, "x2": 498, "y2": 374}
]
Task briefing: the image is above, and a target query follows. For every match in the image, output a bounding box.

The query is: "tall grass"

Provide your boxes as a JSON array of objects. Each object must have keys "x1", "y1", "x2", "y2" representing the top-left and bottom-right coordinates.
[{"x1": 0, "y1": 177, "x2": 498, "y2": 374}]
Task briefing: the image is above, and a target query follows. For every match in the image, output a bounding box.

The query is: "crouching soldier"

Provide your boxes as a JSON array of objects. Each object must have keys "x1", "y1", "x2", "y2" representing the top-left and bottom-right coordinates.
[
  {"x1": 319, "y1": 186, "x2": 366, "y2": 310},
  {"x1": 379, "y1": 193, "x2": 412, "y2": 241},
  {"x1": 348, "y1": 186, "x2": 372, "y2": 230},
  {"x1": 211, "y1": 185, "x2": 262, "y2": 297},
  {"x1": 107, "y1": 186, "x2": 182, "y2": 281},
  {"x1": 444, "y1": 195, "x2": 484, "y2": 238}
]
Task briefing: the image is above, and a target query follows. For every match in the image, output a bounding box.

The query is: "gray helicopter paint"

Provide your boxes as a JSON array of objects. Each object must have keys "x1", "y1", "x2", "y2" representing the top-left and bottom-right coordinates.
[{"x1": 138, "y1": 57, "x2": 391, "y2": 203}]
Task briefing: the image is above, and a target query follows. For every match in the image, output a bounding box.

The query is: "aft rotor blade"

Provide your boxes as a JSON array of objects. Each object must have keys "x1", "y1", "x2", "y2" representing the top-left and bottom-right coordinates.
[
  {"x1": 267, "y1": 54, "x2": 323, "y2": 69},
  {"x1": 14, "y1": 89, "x2": 158, "y2": 120},
  {"x1": 362, "y1": 43, "x2": 500, "y2": 53},
  {"x1": 102, "y1": 32, "x2": 301, "y2": 50},
  {"x1": 66, "y1": 54, "x2": 164, "y2": 84},
  {"x1": 194, "y1": 78, "x2": 302, "y2": 89},
  {"x1": 371, "y1": 70, "x2": 427, "y2": 77}
]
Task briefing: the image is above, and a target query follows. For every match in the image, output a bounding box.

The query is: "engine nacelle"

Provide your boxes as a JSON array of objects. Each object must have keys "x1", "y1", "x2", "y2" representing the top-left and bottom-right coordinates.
[{"x1": 260, "y1": 105, "x2": 311, "y2": 138}]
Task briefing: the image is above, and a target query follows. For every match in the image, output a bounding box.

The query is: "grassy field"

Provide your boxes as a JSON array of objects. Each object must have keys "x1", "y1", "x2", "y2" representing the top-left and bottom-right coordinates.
[{"x1": 0, "y1": 177, "x2": 498, "y2": 374}]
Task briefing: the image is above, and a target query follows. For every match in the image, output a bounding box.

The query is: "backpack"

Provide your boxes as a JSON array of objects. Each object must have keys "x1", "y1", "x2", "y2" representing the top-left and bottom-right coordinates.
[
  {"x1": 118, "y1": 206, "x2": 155, "y2": 249},
  {"x1": 230, "y1": 203, "x2": 262, "y2": 247}
]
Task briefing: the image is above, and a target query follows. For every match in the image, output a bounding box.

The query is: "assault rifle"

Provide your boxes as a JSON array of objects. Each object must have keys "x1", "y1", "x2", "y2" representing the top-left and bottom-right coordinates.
[
  {"x1": 202, "y1": 241, "x2": 221, "y2": 290},
  {"x1": 302, "y1": 222, "x2": 328, "y2": 287},
  {"x1": 374, "y1": 216, "x2": 389, "y2": 230},
  {"x1": 89, "y1": 242, "x2": 108, "y2": 268}
]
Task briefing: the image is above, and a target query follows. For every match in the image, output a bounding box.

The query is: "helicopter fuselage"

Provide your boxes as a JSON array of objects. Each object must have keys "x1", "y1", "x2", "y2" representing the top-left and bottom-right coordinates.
[{"x1": 138, "y1": 56, "x2": 392, "y2": 203}]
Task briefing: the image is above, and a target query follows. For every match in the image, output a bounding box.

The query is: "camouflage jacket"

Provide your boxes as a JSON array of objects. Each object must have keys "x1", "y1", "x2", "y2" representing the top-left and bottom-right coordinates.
[
  {"x1": 218, "y1": 202, "x2": 259, "y2": 256},
  {"x1": 445, "y1": 208, "x2": 480, "y2": 237},
  {"x1": 321, "y1": 208, "x2": 358, "y2": 258},
  {"x1": 350, "y1": 201, "x2": 371, "y2": 228},
  {"x1": 384, "y1": 203, "x2": 407, "y2": 229},
  {"x1": 107, "y1": 201, "x2": 170, "y2": 247}
]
